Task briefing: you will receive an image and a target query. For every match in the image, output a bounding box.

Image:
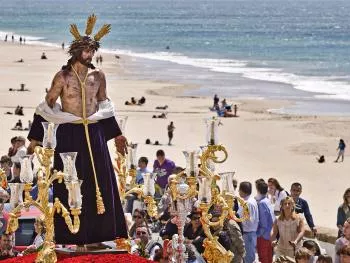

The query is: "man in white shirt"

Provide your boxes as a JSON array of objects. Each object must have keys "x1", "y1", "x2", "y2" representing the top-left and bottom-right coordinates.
[
  {"x1": 10, "y1": 136, "x2": 27, "y2": 163},
  {"x1": 238, "y1": 181, "x2": 259, "y2": 263}
]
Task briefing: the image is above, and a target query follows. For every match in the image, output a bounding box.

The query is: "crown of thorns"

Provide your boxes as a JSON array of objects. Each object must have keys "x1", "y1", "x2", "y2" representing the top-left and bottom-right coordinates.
[{"x1": 68, "y1": 14, "x2": 111, "y2": 55}]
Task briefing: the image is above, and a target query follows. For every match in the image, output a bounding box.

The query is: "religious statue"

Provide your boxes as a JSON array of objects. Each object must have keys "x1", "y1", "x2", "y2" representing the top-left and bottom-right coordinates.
[{"x1": 27, "y1": 14, "x2": 128, "y2": 250}]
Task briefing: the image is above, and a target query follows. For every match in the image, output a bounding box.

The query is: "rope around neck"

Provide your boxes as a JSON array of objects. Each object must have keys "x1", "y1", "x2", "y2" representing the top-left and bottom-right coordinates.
[{"x1": 71, "y1": 66, "x2": 105, "y2": 214}]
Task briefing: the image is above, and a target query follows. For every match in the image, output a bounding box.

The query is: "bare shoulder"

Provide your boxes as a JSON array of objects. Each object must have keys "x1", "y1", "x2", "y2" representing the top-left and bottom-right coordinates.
[
  {"x1": 92, "y1": 69, "x2": 106, "y2": 80},
  {"x1": 52, "y1": 70, "x2": 68, "y2": 85}
]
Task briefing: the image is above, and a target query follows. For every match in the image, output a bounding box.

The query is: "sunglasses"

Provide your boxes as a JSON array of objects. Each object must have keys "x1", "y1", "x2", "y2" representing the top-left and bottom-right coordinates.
[
  {"x1": 133, "y1": 215, "x2": 142, "y2": 219},
  {"x1": 136, "y1": 231, "x2": 147, "y2": 235},
  {"x1": 192, "y1": 217, "x2": 201, "y2": 221}
]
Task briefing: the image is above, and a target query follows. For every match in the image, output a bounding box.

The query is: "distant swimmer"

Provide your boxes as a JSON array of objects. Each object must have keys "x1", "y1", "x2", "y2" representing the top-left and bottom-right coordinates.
[{"x1": 166, "y1": 46, "x2": 170, "y2": 50}]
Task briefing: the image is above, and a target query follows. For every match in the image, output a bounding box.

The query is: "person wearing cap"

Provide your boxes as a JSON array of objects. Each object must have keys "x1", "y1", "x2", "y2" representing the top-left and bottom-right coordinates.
[
  {"x1": 26, "y1": 15, "x2": 128, "y2": 249},
  {"x1": 10, "y1": 136, "x2": 27, "y2": 164}
]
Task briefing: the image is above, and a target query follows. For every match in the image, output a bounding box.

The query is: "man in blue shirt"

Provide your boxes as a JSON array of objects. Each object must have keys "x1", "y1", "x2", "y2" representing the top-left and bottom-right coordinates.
[
  {"x1": 290, "y1": 182, "x2": 317, "y2": 235},
  {"x1": 135, "y1": 157, "x2": 152, "y2": 185},
  {"x1": 238, "y1": 182, "x2": 259, "y2": 263},
  {"x1": 125, "y1": 157, "x2": 152, "y2": 213},
  {"x1": 255, "y1": 180, "x2": 274, "y2": 263}
]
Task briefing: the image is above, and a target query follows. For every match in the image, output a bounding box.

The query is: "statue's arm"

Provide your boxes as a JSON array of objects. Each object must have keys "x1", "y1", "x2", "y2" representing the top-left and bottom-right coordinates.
[
  {"x1": 27, "y1": 139, "x2": 40, "y2": 154},
  {"x1": 45, "y1": 71, "x2": 65, "y2": 108},
  {"x1": 96, "y1": 70, "x2": 107, "y2": 101}
]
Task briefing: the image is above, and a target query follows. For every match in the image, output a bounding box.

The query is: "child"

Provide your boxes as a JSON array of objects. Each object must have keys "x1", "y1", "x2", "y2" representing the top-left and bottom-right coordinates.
[{"x1": 21, "y1": 215, "x2": 45, "y2": 255}]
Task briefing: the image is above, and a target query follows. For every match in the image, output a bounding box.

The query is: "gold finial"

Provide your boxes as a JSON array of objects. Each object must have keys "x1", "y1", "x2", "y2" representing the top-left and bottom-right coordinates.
[
  {"x1": 85, "y1": 14, "x2": 97, "y2": 35},
  {"x1": 70, "y1": 24, "x2": 82, "y2": 40},
  {"x1": 94, "y1": 24, "x2": 111, "y2": 41}
]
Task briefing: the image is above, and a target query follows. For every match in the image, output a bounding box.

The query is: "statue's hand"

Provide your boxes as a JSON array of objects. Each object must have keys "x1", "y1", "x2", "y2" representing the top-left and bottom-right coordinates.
[{"x1": 115, "y1": 135, "x2": 128, "y2": 156}]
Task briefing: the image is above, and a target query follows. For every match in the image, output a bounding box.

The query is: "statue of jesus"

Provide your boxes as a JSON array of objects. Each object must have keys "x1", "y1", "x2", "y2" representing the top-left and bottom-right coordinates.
[{"x1": 27, "y1": 14, "x2": 128, "y2": 250}]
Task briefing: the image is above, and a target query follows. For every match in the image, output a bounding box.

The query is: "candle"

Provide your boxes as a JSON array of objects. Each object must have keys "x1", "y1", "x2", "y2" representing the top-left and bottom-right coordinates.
[
  {"x1": 189, "y1": 152, "x2": 195, "y2": 176},
  {"x1": 47, "y1": 122, "x2": 55, "y2": 147},
  {"x1": 67, "y1": 180, "x2": 82, "y2": 208},
  {"x1": 143, "y1": 173, "x2": 150, "y2": 196},
  {"x1": 20, "y1": 157, "x2": 33, "y2": 183},
  {"x1": 67, "y1": 156, "x2": 73, "y2": 180},
  {"x1": 210, "y1": 120, "x2": 215, "y2": 145}
]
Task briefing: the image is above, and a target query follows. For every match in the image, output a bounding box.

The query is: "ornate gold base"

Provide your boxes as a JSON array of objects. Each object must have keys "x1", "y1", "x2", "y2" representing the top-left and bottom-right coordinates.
[{"x1": 36, "y1": 241, "x2": 57, "y2": 263}]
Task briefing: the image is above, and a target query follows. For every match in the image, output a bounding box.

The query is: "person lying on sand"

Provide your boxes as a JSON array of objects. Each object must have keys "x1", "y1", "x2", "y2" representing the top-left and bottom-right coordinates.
[
  {"x1": 316, "y1": 155, "x2": 325, "y2": 163},
  {"x1": 155, "y1": 105, "x2": 168, "y2": 110},
  {"x1": 125, "y1": 97, "x2": 137, "y2": 105},
  {"x1": 152, "y1": 113, "x2": 167, "y2": 119},
  {"x1": 138, "y1": 96, "x2": 146, "y2": 105}
]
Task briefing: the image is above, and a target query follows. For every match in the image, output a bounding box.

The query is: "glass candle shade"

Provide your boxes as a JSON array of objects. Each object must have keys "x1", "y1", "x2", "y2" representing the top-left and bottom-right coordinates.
[
  {"x1": 116, "y1": 116, "x2": 128, "y2": 134},
  {"x1": 42, "y1": 122, "x2": 59, "y2": 149},
  {"x1": 218, "y1": 172, "x2": 236, "y2": 194},
  {"x1": 205, "y1": 117, "x2": 220, "y2": 145},
  {"x1": 60, "y1": 152, "x2": 78, "y2": 183},
  {"x1": 19, "y1": 156, "x2": 34, "y2": 183},
  {"x1": 127, "y1": 143, "x2": 138, "y2": 170},
  {"x1": 65, "y1": 180, "x2": 83, "y2": 209},
  {"x1": 183, "y1": 150, "x2": 200, "y2": 177},
  {"x1": 9, "y1": 183, "x2": 24, "y2": 209},
  {"x1": 177, "y1": 179, "x2": 189, "y2": 197},
  {"x1": 197, "y1": 177, "x2": 212, "y2": 203},
  {"x1": 142, "y1": 173, "x2": 156, "y2": 196}
]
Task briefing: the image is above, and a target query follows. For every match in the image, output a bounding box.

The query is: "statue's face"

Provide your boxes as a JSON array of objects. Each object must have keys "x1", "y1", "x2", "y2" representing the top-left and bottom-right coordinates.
[{"x1": 78, "y1": 48, "x2": 95, "y2": 67}]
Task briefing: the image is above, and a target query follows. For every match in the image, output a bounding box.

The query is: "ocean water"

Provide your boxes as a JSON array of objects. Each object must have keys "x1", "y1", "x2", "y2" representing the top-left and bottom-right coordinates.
[{"x1": 1, "y1": 0, "x2": 350, "y2": 114}]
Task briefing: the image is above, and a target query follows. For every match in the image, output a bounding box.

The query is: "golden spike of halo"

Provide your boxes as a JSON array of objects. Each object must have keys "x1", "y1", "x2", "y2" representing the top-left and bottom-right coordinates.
[
  {"x1": 85, "y1": 14, "x2": 97, "y2": 36},
  {"x1": 70, "y1": 24, "x2": 82, "y2": 40},
  {"x1": 94, "y1": 24, "x2": 111, "y2": 41}
]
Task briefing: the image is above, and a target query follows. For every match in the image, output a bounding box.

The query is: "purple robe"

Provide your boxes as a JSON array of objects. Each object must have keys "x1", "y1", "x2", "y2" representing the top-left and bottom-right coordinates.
[{"x1": 28, "y1": 114, "x2": 128, "y2": 245}]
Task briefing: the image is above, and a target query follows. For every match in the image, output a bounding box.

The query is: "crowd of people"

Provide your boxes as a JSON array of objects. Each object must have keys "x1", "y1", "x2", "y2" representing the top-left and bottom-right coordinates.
[
  {"x1": 0, "y1": 132, "x2": 348, "y2": 262},
  {"x1": 0, "y1": 135, "x2": 350, "y2": 263},
  {"x1": 120, "y1": 148, "x2": 349, "y2": 263}
]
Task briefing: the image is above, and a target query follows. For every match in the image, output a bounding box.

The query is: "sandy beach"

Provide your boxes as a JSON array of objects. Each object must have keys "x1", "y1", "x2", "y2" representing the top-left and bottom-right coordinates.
[{"x1": 0, "y1": 40, "x2": 349, "y2": 231}]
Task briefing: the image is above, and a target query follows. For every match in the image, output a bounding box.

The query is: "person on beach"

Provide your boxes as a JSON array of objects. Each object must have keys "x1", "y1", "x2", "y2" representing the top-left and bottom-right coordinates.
[
  {"x1": 61, "y1": 42, "x2": 64, "y2": 50},
  {"x1": 213, "y1": 94, "x2": 219, "y2": 110},
  {"x1": 335, "y1": 139, "x2": 346, "y2": 162},
  {"x1": 13, "y1": 119, "x2": 23, "y2": 130},
  {"x1": 234, "y1": 104, "x2": 238, "y2": 117},
  {"x1": 26, "y1": 14, "x2": 128, "y2": 250},
  {"x1": 167, "y1": 121, "x2": 175, "y2": 145},
  {"x1": 40, "y1": 52, "x2": 47, "y2": 60}
]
